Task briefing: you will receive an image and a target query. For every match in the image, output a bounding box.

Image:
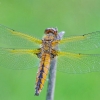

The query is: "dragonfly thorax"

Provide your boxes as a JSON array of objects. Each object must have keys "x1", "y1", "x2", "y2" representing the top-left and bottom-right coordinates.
[
  {"x1": 36, "y1": 33, "x2": 58, "y2": 59},
  {"x1": 42, "y1": 40, "x2": 53, "y2": 54}
]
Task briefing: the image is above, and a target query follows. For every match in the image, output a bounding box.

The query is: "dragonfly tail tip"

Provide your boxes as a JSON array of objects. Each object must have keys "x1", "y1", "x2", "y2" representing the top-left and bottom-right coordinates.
[{"x1": 34, "y1": 92, "x2": 39, "y2": 96}]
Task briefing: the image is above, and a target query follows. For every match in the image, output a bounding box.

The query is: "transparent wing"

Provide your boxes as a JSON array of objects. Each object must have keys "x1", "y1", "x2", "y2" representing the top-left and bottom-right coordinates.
[
  {"x1": 0, "y1": 24, "x2": 42, "y2": 49},
  {"x1": 0, "y1": 48, "x2": 40, "y2": 69},
  {"x1": 59, "y1": 31, "x2": 100, "y2": 51},
  {"x1": 57, "y1": 51, "x2": 100, "y2": 73}
]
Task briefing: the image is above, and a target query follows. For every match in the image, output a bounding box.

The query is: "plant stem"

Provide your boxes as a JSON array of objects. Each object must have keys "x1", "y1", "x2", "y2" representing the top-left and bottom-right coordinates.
[{"x1": 46, "y1": 57, "x2": 57, "y2": 100}]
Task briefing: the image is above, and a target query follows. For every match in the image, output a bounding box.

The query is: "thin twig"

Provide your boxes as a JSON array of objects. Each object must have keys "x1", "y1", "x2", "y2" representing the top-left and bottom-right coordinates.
[{"x1": 46, "y1": 57, "x2": 57, "y2": 100}]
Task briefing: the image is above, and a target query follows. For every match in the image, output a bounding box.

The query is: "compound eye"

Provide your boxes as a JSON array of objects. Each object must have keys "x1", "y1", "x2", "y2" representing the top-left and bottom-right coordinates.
[
  {"x1": 44, "y1": 28, "x2": 58, "y2": 36},
  {"x1": 44, "y1": 28, "x2": 50, "y2": 34}
]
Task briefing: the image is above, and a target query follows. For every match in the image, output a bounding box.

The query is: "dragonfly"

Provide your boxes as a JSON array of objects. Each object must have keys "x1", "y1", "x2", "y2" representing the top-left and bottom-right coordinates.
[{"x1": 0, "y1": 24, "x2": 100, "y2": 95}]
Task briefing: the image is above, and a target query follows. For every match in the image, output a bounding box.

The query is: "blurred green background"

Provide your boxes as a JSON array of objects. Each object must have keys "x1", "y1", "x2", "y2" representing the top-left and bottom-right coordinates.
[{"x1": 0, "y1": 0, "x2": 100, "y2": 100}]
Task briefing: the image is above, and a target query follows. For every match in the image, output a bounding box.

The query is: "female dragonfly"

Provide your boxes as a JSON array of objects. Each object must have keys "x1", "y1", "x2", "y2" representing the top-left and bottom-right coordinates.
[{"x1": 0, "y1": 24, "x2": 100, "y2": 95}]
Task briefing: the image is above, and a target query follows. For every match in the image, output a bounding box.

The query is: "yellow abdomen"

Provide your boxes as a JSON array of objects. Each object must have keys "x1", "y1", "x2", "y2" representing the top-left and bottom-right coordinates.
[{"x1": 35, "y1": 53, "x2": 51, "y2": 96}]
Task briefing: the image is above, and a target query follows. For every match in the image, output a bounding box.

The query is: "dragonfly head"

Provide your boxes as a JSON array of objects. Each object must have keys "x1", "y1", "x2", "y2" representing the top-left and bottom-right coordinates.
[{"x1": 44, "y1": 28, "x2": 58, "y2": 36}]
